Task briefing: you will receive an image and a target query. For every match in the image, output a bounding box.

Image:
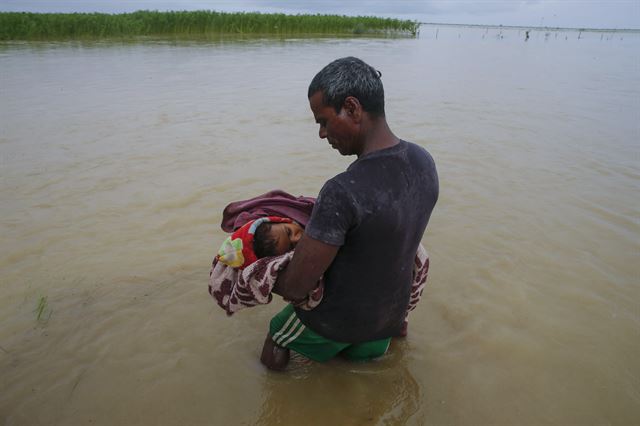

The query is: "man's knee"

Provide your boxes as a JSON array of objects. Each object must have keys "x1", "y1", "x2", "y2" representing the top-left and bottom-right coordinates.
[{"x1": 260, "y1": 333, "x2": 290, "y2": 371}]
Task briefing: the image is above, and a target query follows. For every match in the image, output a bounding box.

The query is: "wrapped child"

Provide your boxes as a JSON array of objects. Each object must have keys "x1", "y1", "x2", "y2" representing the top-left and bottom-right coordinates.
[{"x1": 208, "y1": 190, "x2": 429, "y2": 336}]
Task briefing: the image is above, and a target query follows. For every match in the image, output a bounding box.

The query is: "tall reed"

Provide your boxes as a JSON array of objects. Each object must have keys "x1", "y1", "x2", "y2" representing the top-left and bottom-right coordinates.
[{"x1": 0, "y1": 11, "x2": 420, "y2": 40}]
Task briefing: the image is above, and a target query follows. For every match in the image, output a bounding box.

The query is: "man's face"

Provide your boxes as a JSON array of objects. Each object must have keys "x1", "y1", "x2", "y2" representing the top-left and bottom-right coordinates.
[{"x1": 309, "y1": 91, "x2": 360, "y2": 156}]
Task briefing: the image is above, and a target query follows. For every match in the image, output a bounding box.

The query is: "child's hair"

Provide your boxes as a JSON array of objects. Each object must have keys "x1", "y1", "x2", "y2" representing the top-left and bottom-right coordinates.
[{"x1": 253, "y1": 222, "x2": 278, "y2": 258}]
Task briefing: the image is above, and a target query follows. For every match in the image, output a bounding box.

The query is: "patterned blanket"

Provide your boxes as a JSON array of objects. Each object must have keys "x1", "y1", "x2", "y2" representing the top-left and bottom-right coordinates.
[{"x1": 208, "y1": 243, "x2": 429, "y2": 321}]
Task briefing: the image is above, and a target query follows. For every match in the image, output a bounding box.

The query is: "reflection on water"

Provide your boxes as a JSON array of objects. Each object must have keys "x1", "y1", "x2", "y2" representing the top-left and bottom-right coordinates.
[
  {"x1": 1, "y1": 25, "x2": 639, "y2": 425},
  {"x1": 256, "y1": 341, "x2": 421, "y2": 425}
]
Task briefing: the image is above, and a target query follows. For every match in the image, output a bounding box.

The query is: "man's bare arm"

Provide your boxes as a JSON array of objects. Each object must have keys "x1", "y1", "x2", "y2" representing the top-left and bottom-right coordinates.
[{"x1": 273, "y1": 234, "x2": 339, "y2": 301}]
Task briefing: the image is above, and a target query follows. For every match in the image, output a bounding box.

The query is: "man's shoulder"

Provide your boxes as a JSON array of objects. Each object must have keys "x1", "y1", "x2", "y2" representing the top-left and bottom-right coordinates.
[
  {"x1": 349, "y1": 140, "x2": 434, "y2": 171},
  {"x1": 401, "y1": 140, "x2": 437, "y2": 174},
  {"x1": 404, "y1": 139, "x2": 434, "y2": 159},
  {"x1": 320, "y1": 168, "x2": 355, "y2": 193},
  {"x1": 319, "y1": 140, "x2": 435, "y2": 194}
]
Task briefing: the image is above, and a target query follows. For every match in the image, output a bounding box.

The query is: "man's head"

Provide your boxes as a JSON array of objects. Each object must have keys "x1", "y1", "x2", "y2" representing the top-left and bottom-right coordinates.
[
  {"x1": 308, "y1": 56, "x2": 385, "y2": 117},
  {"x1": 253, "y1": 221, "x2": 304, "y2": 258},
  {"x1": 308, "y1": 57, "x2": 385, "y2": 156}
]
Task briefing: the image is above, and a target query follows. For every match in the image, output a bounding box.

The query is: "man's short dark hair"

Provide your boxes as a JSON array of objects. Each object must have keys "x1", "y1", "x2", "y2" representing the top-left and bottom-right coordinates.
[
  {"x1": 308, "y1": 56, "x2": 385, "y2": 117},
  {"x1": 253, "y1": 222, "x2": 278, "y2": 258}
]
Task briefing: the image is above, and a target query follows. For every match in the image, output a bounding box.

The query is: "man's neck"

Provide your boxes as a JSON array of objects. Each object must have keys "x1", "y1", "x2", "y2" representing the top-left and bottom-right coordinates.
[{"x1": 357, "y1": 118, "x2": 399, "y2": 157}]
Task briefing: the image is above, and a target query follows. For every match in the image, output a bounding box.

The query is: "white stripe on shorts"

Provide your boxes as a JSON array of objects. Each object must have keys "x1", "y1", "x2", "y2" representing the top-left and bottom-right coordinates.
[
  {"x1": 281, "y1": 324, "x2": 306, "y2": 347},
  {"x1": 272, "y1": 312, "x2": 296, "y2": 342},
  {"x1": 275, "y1": 319, "x2": 301, "y2": 346}
]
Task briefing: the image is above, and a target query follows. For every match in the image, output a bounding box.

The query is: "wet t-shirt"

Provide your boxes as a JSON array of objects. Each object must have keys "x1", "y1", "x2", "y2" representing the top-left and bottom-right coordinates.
[{"x1": 296, "y1": 140, "x2": 439, "y2": 343}]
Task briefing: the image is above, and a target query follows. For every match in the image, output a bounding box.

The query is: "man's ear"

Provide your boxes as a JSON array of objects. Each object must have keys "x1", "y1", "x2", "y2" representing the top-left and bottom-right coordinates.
[{"x1": 343, "y1": 96, "x2": 362, "y2": 122}]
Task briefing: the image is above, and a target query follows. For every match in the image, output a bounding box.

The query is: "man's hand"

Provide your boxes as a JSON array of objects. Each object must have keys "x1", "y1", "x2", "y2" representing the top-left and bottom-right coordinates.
[{"x1": 273, "y1": 234, "x2": 339, "y2": 301}]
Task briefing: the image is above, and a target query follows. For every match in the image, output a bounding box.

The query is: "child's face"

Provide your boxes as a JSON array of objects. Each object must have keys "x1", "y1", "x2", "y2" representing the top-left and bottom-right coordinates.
[{"x1": 268, "y1": 222, "x2": 304, "y2": 255}]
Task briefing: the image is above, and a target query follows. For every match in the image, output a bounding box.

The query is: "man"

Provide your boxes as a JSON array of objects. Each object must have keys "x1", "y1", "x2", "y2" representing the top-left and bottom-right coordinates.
[{"x1": 261, "y1": 57, "x2": 439, "y2": 370}]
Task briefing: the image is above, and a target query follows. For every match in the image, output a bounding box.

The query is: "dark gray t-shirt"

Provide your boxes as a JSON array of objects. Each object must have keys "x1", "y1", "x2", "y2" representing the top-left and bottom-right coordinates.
[{"x1": 296, "y1": 140, "x2": 438, "y2": 343}]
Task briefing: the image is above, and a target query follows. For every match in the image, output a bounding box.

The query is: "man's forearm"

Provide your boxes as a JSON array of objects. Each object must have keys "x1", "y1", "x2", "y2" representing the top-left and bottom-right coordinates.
[
  {"x1": 273, "y1": 266, "x2": 310, "y2": 302},
  {"x1": 273, "y1": 234, "x2": 339, "y2": 301}
]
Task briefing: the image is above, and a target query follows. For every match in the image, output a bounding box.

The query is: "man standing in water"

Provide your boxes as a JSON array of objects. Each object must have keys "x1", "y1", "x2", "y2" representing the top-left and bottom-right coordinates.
[{"x1": 262, "y1": 57, "x2": 439, "y2": 370}]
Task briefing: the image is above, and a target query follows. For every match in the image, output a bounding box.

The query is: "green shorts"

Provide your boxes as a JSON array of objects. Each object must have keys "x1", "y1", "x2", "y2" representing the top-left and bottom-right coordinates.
[{"x1": 269, "y1": 304, "x2": 391, "y2": 362}]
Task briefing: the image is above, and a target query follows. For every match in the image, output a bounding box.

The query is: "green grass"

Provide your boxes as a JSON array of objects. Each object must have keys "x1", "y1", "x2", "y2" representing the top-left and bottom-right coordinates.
[
  {"x1": 0, "y1": 11, "x2": 420, "y2": 40},
  {"x1": 34, "y1": 295, "x2": 52, "y2": 322}
]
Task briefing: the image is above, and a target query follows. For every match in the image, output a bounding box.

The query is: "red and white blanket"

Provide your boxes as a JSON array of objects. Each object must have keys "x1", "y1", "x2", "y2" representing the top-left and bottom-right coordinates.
[{"x1": 208, "y1": 243, "x2": 429, "y2": 322}]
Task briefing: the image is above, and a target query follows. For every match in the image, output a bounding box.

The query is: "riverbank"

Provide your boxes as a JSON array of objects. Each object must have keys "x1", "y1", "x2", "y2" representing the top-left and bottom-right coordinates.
[{"x1": 0, "y1": 11, "x2": 419, "y2": 40}]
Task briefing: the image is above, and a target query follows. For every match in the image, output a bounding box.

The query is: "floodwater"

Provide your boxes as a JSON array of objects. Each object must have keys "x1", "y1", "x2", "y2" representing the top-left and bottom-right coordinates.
[{"x1": 1, "y1": 25, "x2": 639, "y2": 425}]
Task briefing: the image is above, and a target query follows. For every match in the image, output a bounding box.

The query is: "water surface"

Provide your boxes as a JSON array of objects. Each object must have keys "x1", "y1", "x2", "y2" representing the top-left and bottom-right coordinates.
[{"x1": 1, "y1": 26, "x2": 639, "y2": 425}]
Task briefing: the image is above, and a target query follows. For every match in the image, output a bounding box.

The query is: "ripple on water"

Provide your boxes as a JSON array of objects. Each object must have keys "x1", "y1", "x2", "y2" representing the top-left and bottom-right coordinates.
[{"x1": 2, "y1": 31, "x2": 640, "y2": 425}]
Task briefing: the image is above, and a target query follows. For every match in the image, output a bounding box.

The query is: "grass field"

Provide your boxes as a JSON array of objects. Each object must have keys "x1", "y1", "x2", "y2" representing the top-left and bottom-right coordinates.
[{"x1": 0, "y1": 11, "x2": 420, "y2": 40}]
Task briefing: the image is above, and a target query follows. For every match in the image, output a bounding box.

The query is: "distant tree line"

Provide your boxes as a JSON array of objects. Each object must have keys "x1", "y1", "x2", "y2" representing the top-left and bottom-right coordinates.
[{"x1": 0, "y1": 11, "x2": 420, "y2": 40}]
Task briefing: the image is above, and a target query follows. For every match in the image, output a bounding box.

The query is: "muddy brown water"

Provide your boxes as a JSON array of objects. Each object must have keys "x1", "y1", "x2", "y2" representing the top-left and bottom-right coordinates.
[{"x1": 1, "y1": 27, "x2": 639, "y2": 425}]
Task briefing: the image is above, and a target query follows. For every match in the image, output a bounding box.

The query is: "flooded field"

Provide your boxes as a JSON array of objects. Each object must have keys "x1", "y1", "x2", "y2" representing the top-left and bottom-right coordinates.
[{"x1": 1, "y1": 25, "x2": 639, "y2": 425}]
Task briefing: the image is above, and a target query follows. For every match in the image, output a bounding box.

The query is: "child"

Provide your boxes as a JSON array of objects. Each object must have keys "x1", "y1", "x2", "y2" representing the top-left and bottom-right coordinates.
[
  {"x1": 211, "y1": 216, "x2": 324, "y2": 316},
  {"x1": 253, "y1": 220, "x2": 304, "y2": 259},
  {"x1": 217, "y1": 216, "x2": 305, "y2": 269}
]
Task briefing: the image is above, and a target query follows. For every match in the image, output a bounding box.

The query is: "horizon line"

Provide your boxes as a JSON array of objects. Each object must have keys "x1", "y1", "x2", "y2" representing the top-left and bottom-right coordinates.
[{"x1": 418, "y1": 22, "x2": 640, "y2": 33}]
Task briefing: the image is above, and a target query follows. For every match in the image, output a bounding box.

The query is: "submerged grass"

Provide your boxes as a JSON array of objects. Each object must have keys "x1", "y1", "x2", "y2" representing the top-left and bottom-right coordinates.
[
  {"x1": 35, "y1": 295, "x2": 52, "y2": 322},
  {"x1": 0, "y1": 11, "x2": 420, "y2": 40}
]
